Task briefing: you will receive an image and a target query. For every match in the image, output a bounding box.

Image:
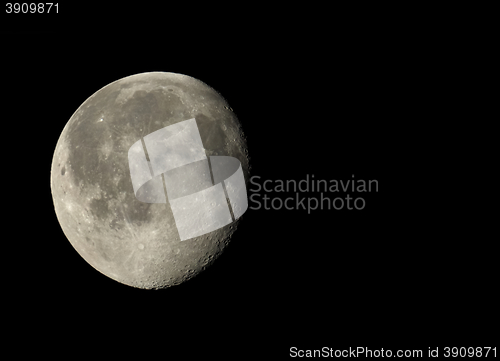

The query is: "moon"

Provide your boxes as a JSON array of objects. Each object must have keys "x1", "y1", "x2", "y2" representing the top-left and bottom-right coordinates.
[{"x1": 50, "y1": 72, "x2": 250, "y2": 290}]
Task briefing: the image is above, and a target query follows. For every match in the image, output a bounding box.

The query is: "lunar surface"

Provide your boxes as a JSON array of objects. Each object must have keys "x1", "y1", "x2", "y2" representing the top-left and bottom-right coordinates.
[{"x1": 50, "y1": 72, "x2": 250, "y2": 289}]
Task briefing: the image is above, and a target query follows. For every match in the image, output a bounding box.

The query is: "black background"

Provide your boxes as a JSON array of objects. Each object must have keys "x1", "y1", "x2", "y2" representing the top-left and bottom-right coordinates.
[{"x1": 2, "y1": 5, "x2": 495, "y2": 357}]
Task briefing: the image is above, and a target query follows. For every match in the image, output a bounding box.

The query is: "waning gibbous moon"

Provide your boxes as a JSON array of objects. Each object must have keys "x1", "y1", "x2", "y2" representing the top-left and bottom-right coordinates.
[{"x1": 50, "y1": 72, "x2": 250, "y2": 289}]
